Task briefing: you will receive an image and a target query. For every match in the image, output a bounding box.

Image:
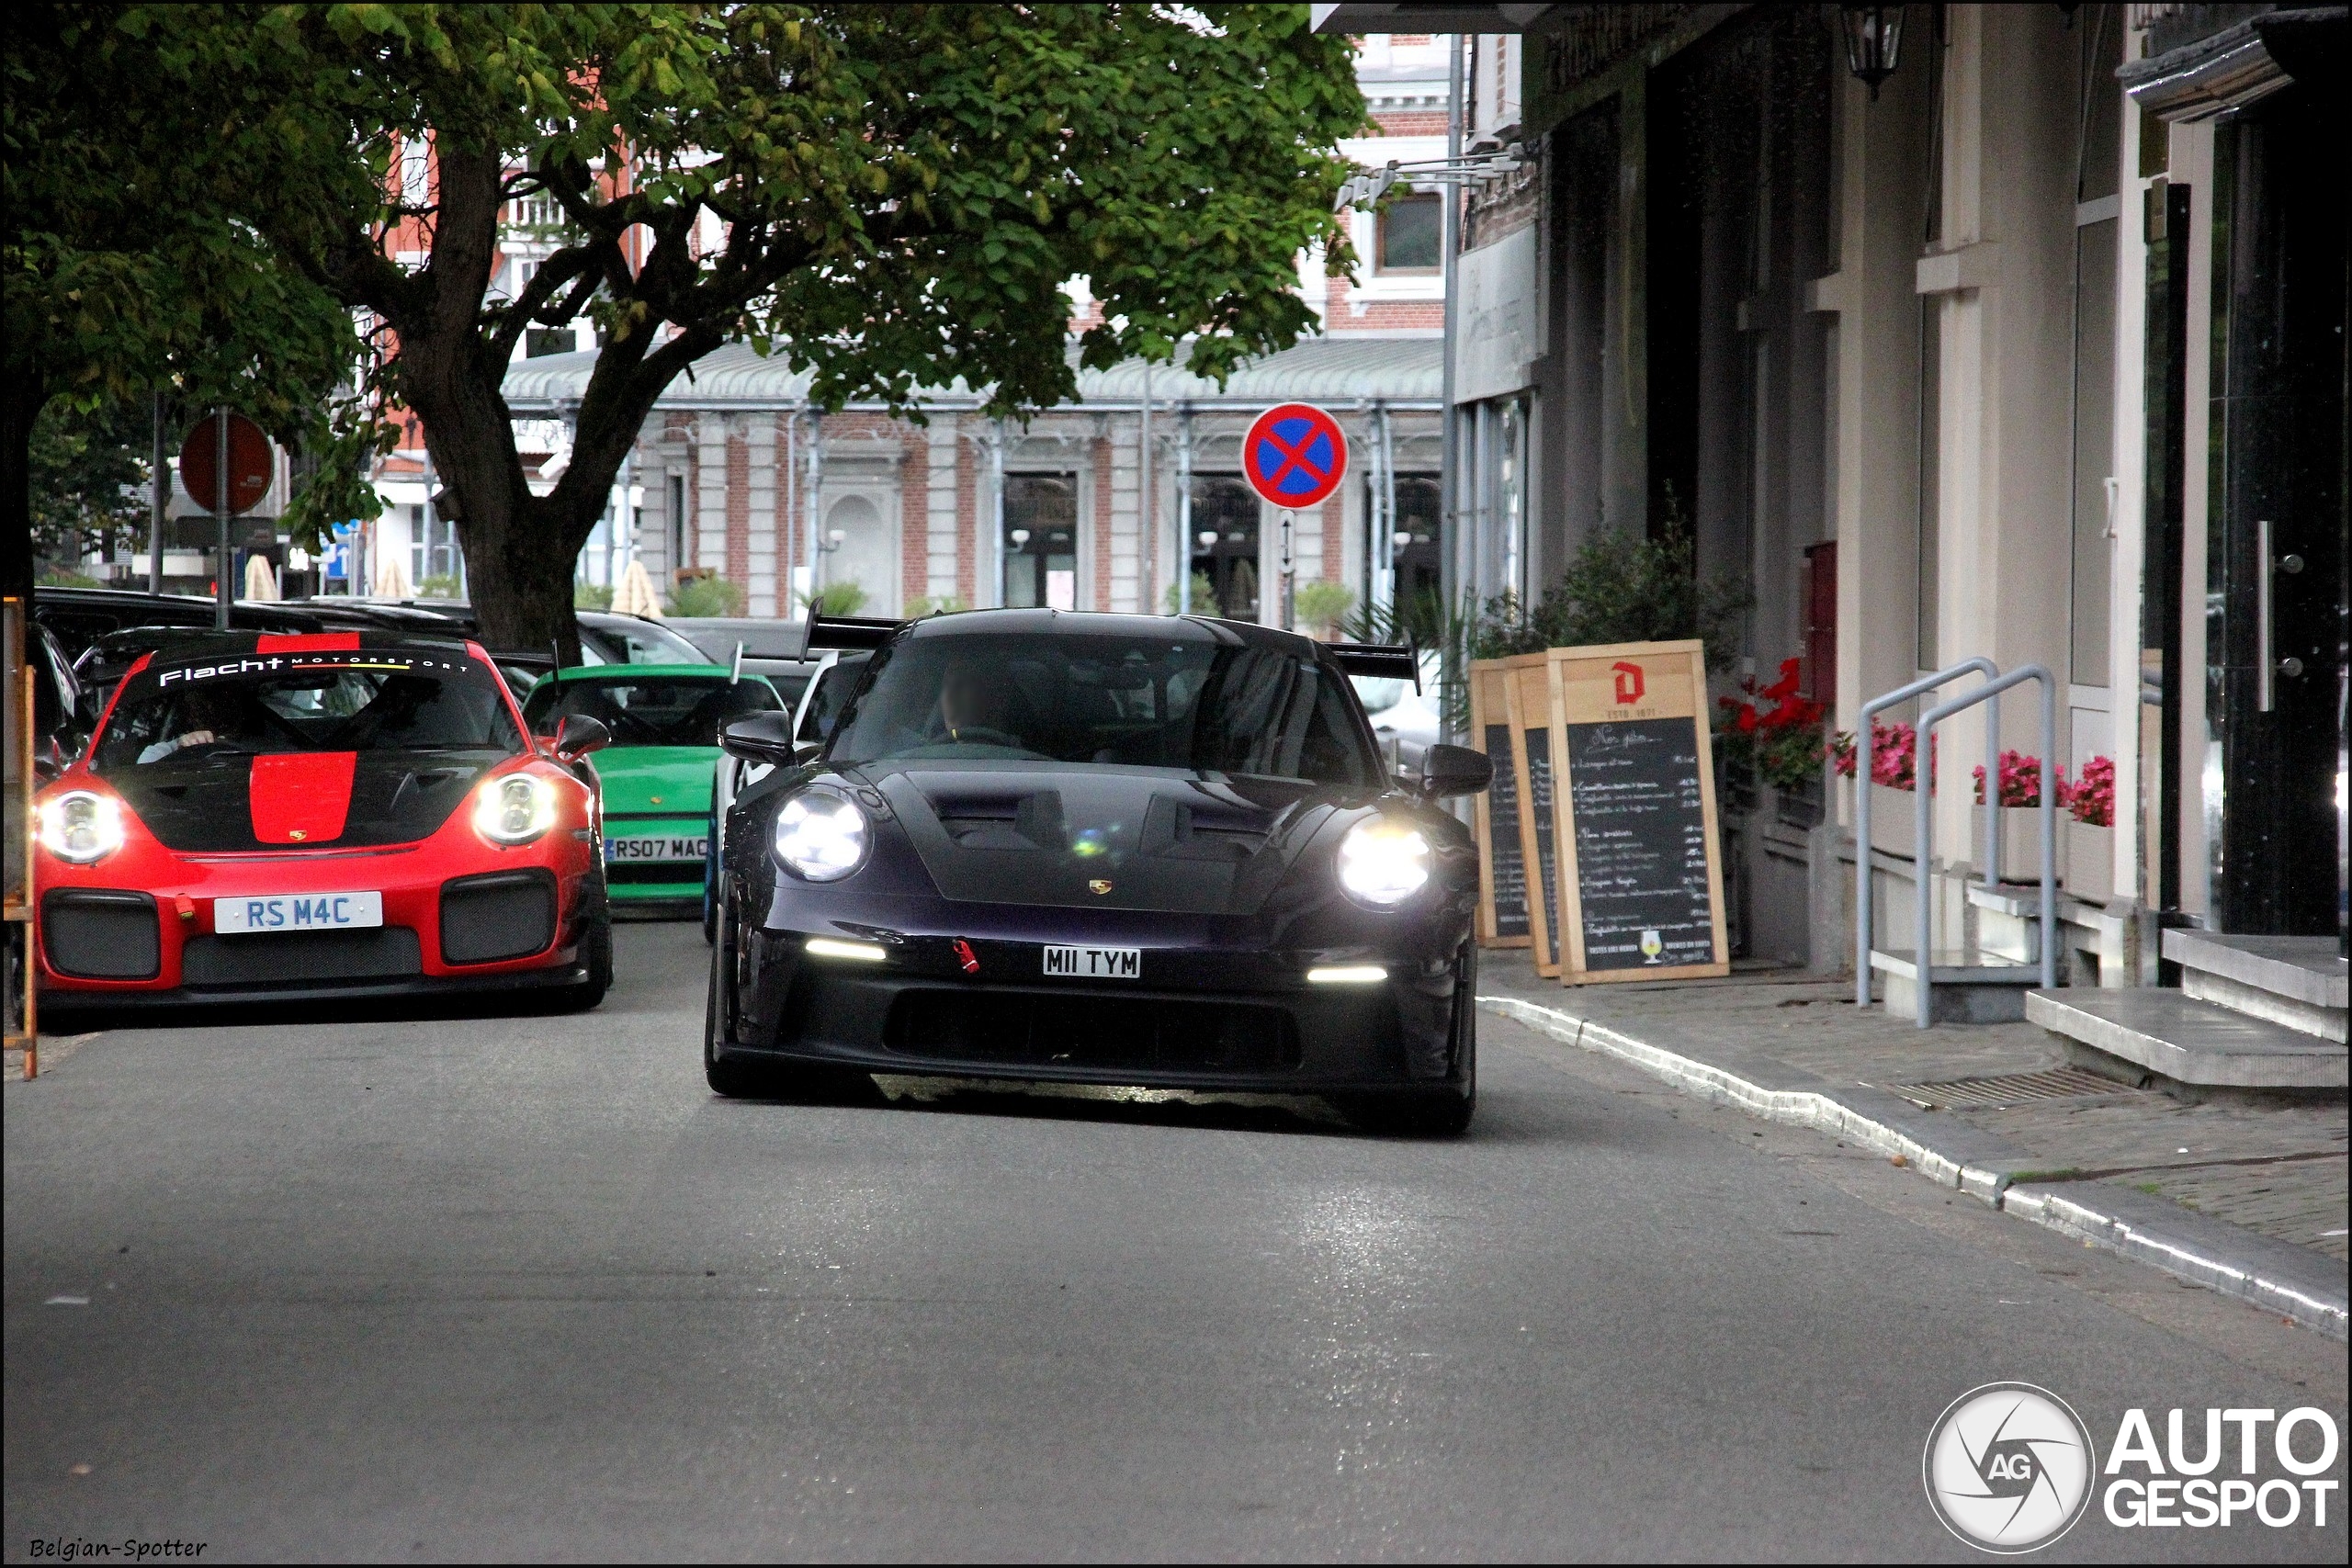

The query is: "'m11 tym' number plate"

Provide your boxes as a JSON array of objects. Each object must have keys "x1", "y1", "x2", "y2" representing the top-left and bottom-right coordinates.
[{"x1": 1041, "y1": 945, "x2": 1141, "y2": 979}]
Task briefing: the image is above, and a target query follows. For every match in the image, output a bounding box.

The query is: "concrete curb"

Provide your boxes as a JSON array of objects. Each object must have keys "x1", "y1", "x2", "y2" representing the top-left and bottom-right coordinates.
[{"x1": 1480, "y1": 993, "x2": 2350, "y2": 1341}]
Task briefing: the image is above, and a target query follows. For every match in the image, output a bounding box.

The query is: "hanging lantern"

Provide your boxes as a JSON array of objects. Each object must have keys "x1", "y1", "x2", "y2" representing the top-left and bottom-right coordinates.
[{"x1": 1840, "y1": 5, "x2": 1906, "y2": 100}]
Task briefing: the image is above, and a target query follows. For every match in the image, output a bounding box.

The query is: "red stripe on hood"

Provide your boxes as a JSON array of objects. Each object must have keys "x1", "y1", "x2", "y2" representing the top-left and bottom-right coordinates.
[
  {"x1": 256, "y1": 633, "x2": 361, "y2": 654},
  {"x1": 249, "y1": 752, "x2": 357, "y2": 843}
]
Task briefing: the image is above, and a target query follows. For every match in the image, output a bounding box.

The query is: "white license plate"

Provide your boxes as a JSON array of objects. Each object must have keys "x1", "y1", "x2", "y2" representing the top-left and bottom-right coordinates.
[
  {"x1": 214, "y1": 892, "x2": 383, "y2": 933},
  {"x1": 605, "y1": 835, "x2": 708, "y2": 863},
  {"x1": 1042, "y1": 944, "x2": 1141, "y2": 980}
]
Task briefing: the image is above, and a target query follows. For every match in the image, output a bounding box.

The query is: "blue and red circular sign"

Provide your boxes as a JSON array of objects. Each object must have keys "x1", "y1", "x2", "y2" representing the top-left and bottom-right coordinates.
[{"x1": 1242, "y1": 402, "x2": 1349, "y2": 510}]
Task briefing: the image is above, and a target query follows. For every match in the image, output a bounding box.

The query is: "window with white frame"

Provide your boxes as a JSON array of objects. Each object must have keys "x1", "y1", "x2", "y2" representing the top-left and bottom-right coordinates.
[{"x1": 1376, "y1": 193, "x2": 1442, "y2": 274}]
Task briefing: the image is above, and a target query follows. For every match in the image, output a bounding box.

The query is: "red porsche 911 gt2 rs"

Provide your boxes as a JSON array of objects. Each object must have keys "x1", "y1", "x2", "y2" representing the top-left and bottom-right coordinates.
[{"x1": 33, "y1": 632, "x2": 614, "y2": 1011}]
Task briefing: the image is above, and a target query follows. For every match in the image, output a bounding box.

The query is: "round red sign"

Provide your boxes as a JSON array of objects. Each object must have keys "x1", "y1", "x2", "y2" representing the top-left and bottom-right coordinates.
[
  {"x1": 178, "y1": 412, "x2": 275, "y2": 517},
  {"x1": 1242, "y1": 403, "x2": 1349, "y2": 510}
]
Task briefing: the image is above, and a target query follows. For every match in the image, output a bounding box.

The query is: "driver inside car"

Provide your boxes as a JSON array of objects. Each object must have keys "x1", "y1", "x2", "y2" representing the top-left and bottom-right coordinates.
[
  {"x1": 135, "y1": 684, "x2": 261, "y2": 763},
  {"x1": 935, "y1": 658, "x2": 1022, "y2": 748}
]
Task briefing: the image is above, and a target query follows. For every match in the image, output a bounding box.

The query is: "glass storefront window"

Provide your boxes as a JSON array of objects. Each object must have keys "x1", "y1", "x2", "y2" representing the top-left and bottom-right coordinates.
[
  {"x1": 1187, "y1": 476, "x2": 1261, "y2": 621},
  {"x1": 1003, "y1": 473, "x2": 1078, "y2": 609}
]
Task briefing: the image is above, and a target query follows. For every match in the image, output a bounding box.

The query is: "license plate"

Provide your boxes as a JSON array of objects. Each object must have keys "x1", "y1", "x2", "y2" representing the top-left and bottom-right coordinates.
[
  {"x1": 214, "y1": 891, "x2": 383, "y2": 933},
  {"x1": 605, "y1": 835, "x2": 708, "y2": 863},
  {"x1": 1042, "y1": 944, "x2": 1141, "y2": 980}
]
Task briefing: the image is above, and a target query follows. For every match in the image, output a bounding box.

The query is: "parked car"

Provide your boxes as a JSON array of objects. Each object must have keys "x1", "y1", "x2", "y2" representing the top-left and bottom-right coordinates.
[
  {"x1": 32, "y1": 630, "x2": 613, "y2": 1011},
  {"x1": 706, "y1": 609, "x2": 1492, "y2": 1134},
  {"x1": 521, "y1": 665, "x2": 786, "y2": 917},
  {"x1": 33, "y1": 585, "x2": 365, "y2": 664},
  {"x1": 666, "y1": 617, "x2": 822, "y2": 709}
]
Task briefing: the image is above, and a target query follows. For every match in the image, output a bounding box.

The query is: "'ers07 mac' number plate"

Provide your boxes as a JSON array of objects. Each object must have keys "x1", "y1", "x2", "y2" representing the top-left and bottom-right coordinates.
[{"x1": 1042, "y1": 945, "x2": 1141, "y2": 979}]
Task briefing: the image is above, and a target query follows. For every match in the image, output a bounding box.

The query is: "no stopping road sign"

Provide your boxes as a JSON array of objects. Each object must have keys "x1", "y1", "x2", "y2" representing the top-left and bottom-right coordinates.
[{"x1": 1243, "y1": 403, "x2": 1348, "y2": 510}]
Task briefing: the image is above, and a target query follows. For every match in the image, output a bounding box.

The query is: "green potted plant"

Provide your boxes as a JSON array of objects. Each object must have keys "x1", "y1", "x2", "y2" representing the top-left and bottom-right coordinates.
[{"x1": 1295, "y1": 580, "x2": 1356, "y2": 639}]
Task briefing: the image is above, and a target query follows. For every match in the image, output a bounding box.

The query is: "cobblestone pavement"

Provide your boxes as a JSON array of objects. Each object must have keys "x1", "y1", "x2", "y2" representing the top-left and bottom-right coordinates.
[{"x1": 1479, "y1": 954, "x2": 2349, "y2": 1263}]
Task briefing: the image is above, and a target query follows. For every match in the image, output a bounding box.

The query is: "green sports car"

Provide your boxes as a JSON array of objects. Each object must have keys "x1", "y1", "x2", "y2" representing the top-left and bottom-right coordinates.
[{"x1": 524, "y1": 665, "x2": 786, "y2": 913}]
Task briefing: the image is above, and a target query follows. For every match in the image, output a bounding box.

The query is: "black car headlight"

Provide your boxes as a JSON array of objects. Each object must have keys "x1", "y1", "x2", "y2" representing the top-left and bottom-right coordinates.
[
  {"x1": 773, "y1": 789, "x2": 870, "y2": 882},
  {"x1": 1336, "y1": 818, "x2": 1431, "y2": 908}
]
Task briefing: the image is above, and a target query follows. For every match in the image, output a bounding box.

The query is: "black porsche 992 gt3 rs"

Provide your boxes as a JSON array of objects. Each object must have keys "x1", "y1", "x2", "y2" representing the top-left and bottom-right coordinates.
[{"x1": 705, "y1": 610, "x2": 1493, "y2": 1134}]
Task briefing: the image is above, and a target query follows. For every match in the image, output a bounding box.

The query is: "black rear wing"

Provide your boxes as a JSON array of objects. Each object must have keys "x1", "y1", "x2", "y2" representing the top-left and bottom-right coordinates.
[
  {"x1": 1327, "y1": 641, "x2": 1421, "y2": 692},
  {"x1": 801, "y1": 614, "x2": 904, "y2": 655}
]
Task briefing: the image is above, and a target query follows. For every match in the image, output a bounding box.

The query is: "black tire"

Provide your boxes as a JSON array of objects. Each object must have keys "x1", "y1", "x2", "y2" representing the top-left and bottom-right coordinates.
[
  {"x1": 1346, "y1": 957, "x2": 1476, "y2": 1137},
  {"x1": 704, "y1": 900, "x2": 772, "y2": 1097},
  {"x1": 553, "y1": 876, "x2": 613, "y2": 1012}
]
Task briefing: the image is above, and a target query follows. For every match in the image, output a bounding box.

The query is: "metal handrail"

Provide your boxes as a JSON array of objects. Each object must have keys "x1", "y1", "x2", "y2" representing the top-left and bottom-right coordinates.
[
  {"x1": 1916, "y1": 664, "x2": 2057, "y2": 1027},
  {"x1": 1854, "y1": 660, "x2": 2001, "y2": 1007}
]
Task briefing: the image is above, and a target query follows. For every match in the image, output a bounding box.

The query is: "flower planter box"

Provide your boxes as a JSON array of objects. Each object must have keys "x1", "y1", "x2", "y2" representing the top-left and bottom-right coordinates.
[
  {"x1": 1977, "y1": 806, "x2": 2054, "y2": 884},
  {"x1": 1866, "y1": 783, "x2": 1917, "y2": 858},
  {"x1": 2066, "y1": 820, "x2": 2114, "y2": 898}
]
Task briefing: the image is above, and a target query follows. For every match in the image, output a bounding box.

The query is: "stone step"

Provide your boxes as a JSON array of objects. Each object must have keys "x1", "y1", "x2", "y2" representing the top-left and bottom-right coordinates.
[
  {"x1": 2162, "y1": 931, "x2": 2347, "y2": 1042},
  {"x1": 1870, "y1": 949, "x2": 2041, "y2": 1024},
  {"x1": 2027, "y1": 987, "x2": 2347, "y2": 1090}
]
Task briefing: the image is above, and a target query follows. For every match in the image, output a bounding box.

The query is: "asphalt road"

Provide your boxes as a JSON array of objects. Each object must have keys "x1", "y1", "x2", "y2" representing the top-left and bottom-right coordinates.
[{"x1": 6, "y1": 923, "x2": 2345, "y2": 1562}]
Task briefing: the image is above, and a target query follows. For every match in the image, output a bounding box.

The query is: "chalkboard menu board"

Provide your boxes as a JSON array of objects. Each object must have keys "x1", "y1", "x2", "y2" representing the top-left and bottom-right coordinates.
[
  {"x1": 1546, "y1": 640, "x2": 1728, "y2": 984},
  {"x1": 1468, "y1": 662, "x2": 1529, "y2": 945},
  {"x1": 1565, "y1": 719, "x2": 1717, "y2": 971}
]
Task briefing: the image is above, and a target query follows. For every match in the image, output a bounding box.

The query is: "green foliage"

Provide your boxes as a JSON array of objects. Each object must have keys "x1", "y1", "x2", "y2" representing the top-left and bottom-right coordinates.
[
  {"x1": 910, "y1": 593, "x2": 968, "y2": 617},
  {"x1": 1471, "y1": 519, "x2": 1751, "y2": 673},
  {"x1": 417, "y1": 573, "x2": 463, "y2": 601},
  {"x1": 797, "y1": 579, "x2": 869, "y2": 617},
  {"x1": 37, "y1": 569, "x2": 106, "y2": 589},
  {"x1": 1295, "y1": 580, "x2": 1356, "y2": 637},
  {"x1": 3, "y1": 4, "x2": 389, "y2": 570},
  {"x1": 671, "y1": 573, "x2": 751, "y2": 617},
  {"x1": 1164, "y1": 571, "x2": 1221, "y2": 616},
  {"x1": 28, "y1": 395, "x2": 148, "y2": 569},
  {"x1": 573, "y1": 581, "x2": 615, "y2": 611}
]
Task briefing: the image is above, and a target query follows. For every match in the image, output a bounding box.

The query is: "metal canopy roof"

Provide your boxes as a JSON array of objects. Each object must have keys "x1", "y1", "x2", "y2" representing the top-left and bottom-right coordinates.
[{"x1": 501, "y1": 334, "x2": 1442, "y2": 415}]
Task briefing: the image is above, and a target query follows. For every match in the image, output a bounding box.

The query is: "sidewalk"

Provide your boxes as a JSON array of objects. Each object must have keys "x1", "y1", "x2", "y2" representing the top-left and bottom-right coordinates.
[{"x1": 1476, "y1": 953, "x2": 2348, "y2": 1337}]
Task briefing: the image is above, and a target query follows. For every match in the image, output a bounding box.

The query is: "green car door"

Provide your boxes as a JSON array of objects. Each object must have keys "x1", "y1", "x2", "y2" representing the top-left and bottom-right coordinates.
[{"x1": 523, "y1": 664, "x2": 784, "y2": 911}]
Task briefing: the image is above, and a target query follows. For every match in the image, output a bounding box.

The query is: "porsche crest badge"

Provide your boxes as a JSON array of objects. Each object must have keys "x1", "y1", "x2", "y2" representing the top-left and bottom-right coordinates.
[{"x1": 1089, "y1": 879, "x2": 1114, "y2": 895}]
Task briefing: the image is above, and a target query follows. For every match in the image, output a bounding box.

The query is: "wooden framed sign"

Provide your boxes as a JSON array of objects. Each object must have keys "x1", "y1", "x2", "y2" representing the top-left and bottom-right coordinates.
[
  {"x1": 1543, "y1": 639, "x2": 1730, "y2": 984},
  {"x1": 1503, "y1": 655, "x2": 1566, "y2": 977},
  {"x1": 1467, "y1": 656, "x2": 1531, "y2": 948}
]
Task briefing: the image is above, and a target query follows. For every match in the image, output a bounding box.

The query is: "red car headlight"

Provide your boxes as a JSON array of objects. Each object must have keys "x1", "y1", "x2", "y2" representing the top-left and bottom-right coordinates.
[
  {"x1": 474, "y1": 773, "x2": 558, "y2": 845},
  {"x1": 37, "y1": 790, "x2": 127, "y2": 865}
]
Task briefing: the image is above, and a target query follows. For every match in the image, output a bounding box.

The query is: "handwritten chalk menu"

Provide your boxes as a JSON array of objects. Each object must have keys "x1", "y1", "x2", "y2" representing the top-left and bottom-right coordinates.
[
  {"x1": 1544, "y1": 640, "x2": 1729, "y2": 984},
  {"x1": 1506, "y1": 657, "x2": 1566, "y2": 976},
  {"x1": 1467, "y1": 660, "x2": 1528, "y2": 945}
]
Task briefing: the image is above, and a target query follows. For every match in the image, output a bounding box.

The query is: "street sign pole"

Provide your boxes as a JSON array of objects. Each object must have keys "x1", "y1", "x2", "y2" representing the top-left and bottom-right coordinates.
[
  {"x1": 1279, "y1": 509, "x2": 1295, "y2": 632},
  {"x1": 149, "y1": 391, "x2": 165, "y2": 595},
  {"x1": 215, "y1": 404, "x2": 231, "y2": 630}
]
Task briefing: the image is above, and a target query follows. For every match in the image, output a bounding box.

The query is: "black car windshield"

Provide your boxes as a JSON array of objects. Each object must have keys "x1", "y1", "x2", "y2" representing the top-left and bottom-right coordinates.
[
  {"x1": 93, "y1": 650, "x2": 521, "y2": 772},
  {"x1": 828, "y1": 632, "x2": 1376, "y2": 784},
  {"x1": 524, "y1": 674, "x2": 779, "y2": 748}
]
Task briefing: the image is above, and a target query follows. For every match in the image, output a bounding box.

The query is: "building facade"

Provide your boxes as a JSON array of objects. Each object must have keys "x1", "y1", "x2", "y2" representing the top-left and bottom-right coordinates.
[{"x1": 1313, "y1": 3, "x2": 2346, "y2": 977}]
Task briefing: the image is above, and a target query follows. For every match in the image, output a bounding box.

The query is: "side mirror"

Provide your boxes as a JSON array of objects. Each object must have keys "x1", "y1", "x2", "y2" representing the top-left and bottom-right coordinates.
[
  {"x1": 550, "y1": 714, "x2": 611, "y2": 761},
  {"x1": 1417, "y1": 742, "x2": 1492, "y2": 797},
  {"x1": 720, "y1": 710, "x2": 803, "y2": 764}
]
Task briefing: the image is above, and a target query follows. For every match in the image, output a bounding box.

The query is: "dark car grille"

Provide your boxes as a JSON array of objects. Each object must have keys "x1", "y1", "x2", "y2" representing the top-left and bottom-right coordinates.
[
  {"x1": 884, "y1": 989, "x2": 1302, "y2": 1074},
  {"x1": 605, "y1": 863, "x2": 701, "y2": 887},
  {"x1": 42, "y1": 890, "x2": 161, "y2": 979},
  {"x1": 181, "y1": 928, "x2": 423, "y2": 988},
  {"x1": 440, "y1": 870, "x2": 557, "y2": 964}
]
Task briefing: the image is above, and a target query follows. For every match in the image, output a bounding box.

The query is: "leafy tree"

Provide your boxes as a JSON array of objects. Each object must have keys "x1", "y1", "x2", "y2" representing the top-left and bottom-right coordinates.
[
  {"x1": 250, "y1": 3, "x2": 1363, "y2": 660},
  {"x1": 2, "y1": 4, "x2": 383, "y2": 598},
  {"x1": 28, "y1": 396, "x2": 150, "y2": 574}
]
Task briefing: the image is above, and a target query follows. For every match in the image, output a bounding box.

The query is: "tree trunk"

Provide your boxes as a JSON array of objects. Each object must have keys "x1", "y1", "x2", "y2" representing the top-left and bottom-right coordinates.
[
  {"x1": 3, "y1": 379, "x2": 49, "y2": 602},
  {"x1": 368, "y1": 148, "x2": 720, "y2": 668}
]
